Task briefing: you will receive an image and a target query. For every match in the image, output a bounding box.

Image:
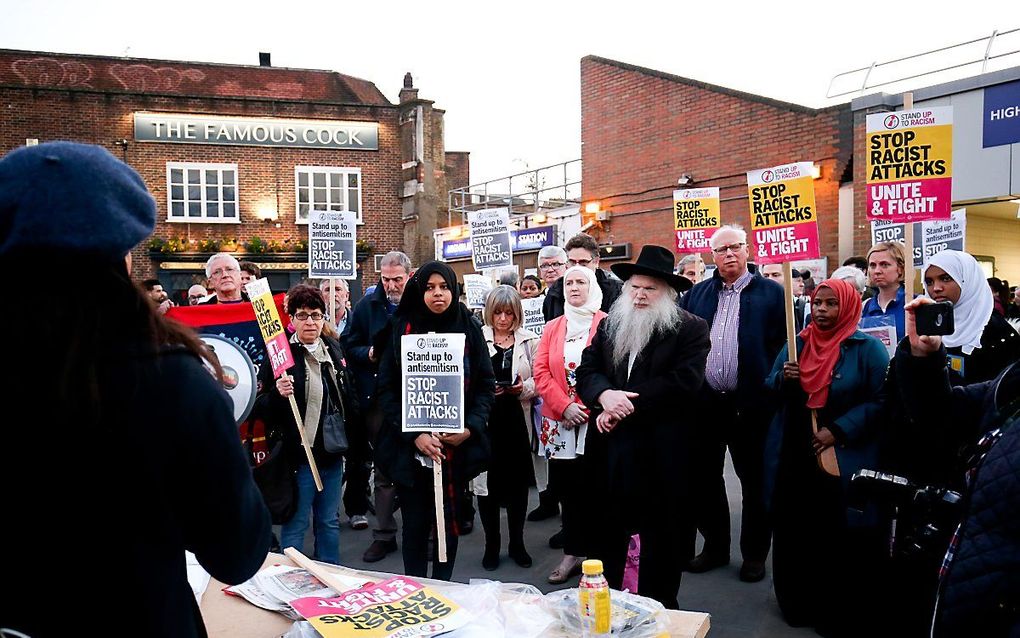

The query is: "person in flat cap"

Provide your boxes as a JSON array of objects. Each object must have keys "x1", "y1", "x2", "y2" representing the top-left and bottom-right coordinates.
[
  {"x1": 0, "y1": 142, "x2": 270, "y2": 637},
  {"x1": 575, "y1": 244, "x2": 710, "y2": 609}
]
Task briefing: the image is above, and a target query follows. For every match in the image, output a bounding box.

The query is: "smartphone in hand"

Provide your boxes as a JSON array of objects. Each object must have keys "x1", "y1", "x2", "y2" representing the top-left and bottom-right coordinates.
[{"x1": 915, "y1": 301, "x2": 955, "y2": 336}]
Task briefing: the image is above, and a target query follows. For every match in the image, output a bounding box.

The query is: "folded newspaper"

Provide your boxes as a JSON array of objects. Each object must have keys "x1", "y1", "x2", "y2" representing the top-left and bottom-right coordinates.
[
  {"x1": 227, "y1": 564, "x2": 372, "y2": 620},
  {"x1": 290, "y1": 576, "x2": 471, "y2": 637}
]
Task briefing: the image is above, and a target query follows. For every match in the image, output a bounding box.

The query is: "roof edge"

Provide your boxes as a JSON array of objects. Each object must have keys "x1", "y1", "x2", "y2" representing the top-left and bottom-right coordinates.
[{"x1": 582, "y1": 55, "x2": 846, "y2": 115}]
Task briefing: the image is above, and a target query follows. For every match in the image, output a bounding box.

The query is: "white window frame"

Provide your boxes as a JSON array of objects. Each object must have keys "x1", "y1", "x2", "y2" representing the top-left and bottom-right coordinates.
[
  {"x1": 166, "y1": 162, "x2": 240, "y2": 224},
  {"x1": 294, "y1": 166, "x2": 362, "y2": 225}
]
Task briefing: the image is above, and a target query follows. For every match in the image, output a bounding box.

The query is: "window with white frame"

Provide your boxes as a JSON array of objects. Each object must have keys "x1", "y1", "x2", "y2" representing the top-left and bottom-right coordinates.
[
  {"x1": 166, "y1": 163, "x2": 239, "y2": 223},
  {"x1": 295, "y1": 166, "x2": 361, "y2": 224}
]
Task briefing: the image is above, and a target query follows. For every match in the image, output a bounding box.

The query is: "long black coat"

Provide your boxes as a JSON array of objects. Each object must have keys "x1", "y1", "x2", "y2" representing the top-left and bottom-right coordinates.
[
  {"x1": 374, "y1": 312, "x2": 496, "y2": 488},
  {"x1": 2, "y1": 343, "x2": 271, "y2": 638},
  {"x1": 575, "y1": 311, "x2": 711, "y2": 505}
]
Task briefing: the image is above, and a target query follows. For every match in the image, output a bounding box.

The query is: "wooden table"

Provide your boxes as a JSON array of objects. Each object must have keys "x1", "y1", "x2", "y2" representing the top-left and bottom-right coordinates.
[{"x1": 201, "y1": 554, "x2": 710, "y2": 637}]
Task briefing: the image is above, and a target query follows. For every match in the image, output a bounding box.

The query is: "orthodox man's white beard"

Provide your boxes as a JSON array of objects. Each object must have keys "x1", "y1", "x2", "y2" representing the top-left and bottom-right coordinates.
[{"x1": 606, "y1": 283, "x2": 681, "y2": 368}]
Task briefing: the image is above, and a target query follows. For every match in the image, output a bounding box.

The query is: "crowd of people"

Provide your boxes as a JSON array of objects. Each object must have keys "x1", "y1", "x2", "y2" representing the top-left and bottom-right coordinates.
[{"x1": 4, "y1": 142, "x2": 1017, "y2": 637}]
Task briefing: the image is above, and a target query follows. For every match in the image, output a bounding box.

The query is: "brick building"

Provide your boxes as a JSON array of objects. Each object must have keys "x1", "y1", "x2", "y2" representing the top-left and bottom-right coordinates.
[
  {"x1": 579, "y1": 55, "x2": 1019, "y2": 283},
  {"x1": 0, "y1": 49, "x2": 468, "y2": 302},
  {"x1": 580, "y1": 55, "x2": 853, "y2": 276}
]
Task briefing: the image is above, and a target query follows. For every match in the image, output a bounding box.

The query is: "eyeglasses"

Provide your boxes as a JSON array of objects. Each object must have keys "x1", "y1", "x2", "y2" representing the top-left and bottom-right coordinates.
[
  {"x1": 567, "y1": 258, "x2": 593, "y2": 267},
  {"x1": 712, "y1": 243, "x2": 746, "y2": 255},
  {"x1": 293, "y1": 312, "x2": 325, "y2": 322},
  {"x1": 539, "y1": 262, "x2": 566, "y2": 271},
  {"x1": 210, "y1": 266, "x2": 240, "y2": 278},
  {"x1": 188, "y1": 294, "x2": 206, "y2": 300}
]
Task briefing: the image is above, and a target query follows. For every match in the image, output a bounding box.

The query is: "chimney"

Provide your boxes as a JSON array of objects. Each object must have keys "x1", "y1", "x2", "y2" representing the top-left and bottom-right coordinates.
[
  {"x1": 259, "y1": 52, "x2": 271, "y2": 67},
  {"x1": 399, "y1": 72, "x2": 418, "y2": 103}
]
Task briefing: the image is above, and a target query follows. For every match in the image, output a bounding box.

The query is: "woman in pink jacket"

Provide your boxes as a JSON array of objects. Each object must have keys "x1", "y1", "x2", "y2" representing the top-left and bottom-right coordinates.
[{"x1": 533, "y1": 266, "x2": 608, "y2": 583}]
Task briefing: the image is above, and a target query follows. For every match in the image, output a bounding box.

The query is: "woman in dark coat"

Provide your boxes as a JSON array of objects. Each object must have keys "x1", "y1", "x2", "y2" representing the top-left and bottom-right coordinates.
[
  {"x1": 258, "y1": 284, "x2": 360, "y2": 565},
  {"x1": 0, "y1": 142, "x2": 270, "y2": 637},
  {"x1": 922, "y1": 250, "x2": 1020, "y2": 385},
  {"x1": 764, "y1": 278, "x2": 889, "y2": 636},
  {"x1": 375, "y1": 261, "x2": 495, "y2": 580}
]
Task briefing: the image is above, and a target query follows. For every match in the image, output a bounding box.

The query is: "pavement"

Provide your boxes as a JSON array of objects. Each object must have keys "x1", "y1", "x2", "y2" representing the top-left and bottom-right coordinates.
[{"x1": 286, "y1": 454, "x2": 817, "y2": 637}]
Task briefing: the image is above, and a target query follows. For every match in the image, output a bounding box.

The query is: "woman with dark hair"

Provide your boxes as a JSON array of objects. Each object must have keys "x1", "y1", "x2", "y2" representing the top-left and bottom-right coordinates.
[
  {"x1": 764, "y1": 279, "x2": 889, "y2": 635},
  {"x1": 375, "y1": 261, "x2": 495, "y2": 580},
  {"x1": 520, "y1": 274, "x2": 543, "y2": 299},
  {"x1": 0, "y1": 142, "x2": 270, "y2": 637},
  {"x1": 988, "y1": 277, "x2": 1012, "y2": 318},
  {"x1": 259, "y1": 283, "x2": 359, "y2": 565}
]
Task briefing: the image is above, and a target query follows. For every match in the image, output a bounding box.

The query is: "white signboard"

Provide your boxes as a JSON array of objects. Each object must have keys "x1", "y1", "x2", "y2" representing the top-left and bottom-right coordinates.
[
  {"x1": 463, "y1": 274, "x2": 492, "y2": 309},
  {"x1": 871, "y1": 209, "x2": 967, "y2": 268},
  {"x1": 308, "y1": 210, "x2": 357, "y2": 279},
  {"x1": 401, "y1": 333, "x2": 465, "y2": 434},
  {"x1": 521, "y1": 297, "x2": 546, "y2": 336},
  {"x1": 469, "y1": 208, "x2": 513, "y2": 271}
]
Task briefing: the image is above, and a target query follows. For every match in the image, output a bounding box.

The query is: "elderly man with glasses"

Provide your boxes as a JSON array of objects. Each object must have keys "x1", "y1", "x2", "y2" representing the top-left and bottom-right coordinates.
[
  {"x1": 201, "y1": 252, "x2": 249, "y2": 304},
  {"x1": 542, "y1": 233, "x2": 622, "y2": 322},
  {"x1": 679, "y1": 224, "x2": 787, "y2": 584}
]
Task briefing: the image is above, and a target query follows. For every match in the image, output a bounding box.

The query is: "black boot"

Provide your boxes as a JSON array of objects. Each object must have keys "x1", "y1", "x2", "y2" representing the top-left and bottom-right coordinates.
[
  {"x1": 478, "y1": 495, "x2": 501, "y2": 570},
  {"x1": 527, "y1": 489, "x2": 559, "y2": 521},
  {"x1": 507, "y1": 489, "x2": 532, "y2": 567}
]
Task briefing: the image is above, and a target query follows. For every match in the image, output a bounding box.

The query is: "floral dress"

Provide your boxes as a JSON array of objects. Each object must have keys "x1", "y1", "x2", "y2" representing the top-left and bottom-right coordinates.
[{"x1": 539, "y1": 334, "x2": 588, "y2": 459}]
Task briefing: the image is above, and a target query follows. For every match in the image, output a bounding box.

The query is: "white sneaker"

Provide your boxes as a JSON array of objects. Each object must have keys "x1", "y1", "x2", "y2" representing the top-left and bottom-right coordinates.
[{"x1": 349, "y1": 514, "x2": 369, "y2": 530}]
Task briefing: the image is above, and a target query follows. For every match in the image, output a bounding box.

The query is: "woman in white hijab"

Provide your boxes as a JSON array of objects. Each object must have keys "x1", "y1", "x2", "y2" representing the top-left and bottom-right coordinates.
[
  {"x1": 923, "y1": 250, "x2": 1020, "y2": 383},
  {"x1": 533, "y1": 266, "x2": 606, "y2": 583}
]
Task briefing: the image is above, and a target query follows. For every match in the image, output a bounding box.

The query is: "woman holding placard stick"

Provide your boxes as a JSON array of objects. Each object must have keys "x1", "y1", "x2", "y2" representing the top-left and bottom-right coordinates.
[
  {"x1": 259, "y1": 284, "x2": 359, "y2": 565},
  {"x1": 375, "y1": 261, "x2": 495, "y2": 580},
  {"x1": 764, "y1": 279, "x2": 889, "y2": 634}
]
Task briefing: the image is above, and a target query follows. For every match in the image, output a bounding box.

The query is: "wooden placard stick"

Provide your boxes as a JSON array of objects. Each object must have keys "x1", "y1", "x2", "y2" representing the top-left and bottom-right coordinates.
[
  {"x1": 284, "y1": 547, "x2": 351, "y2": 593},
  {"x1": 783, "y1": 261, "x2": 799, "y2": 364},
  {"x1": 433, "y1": 444, "x2": 448, "y2": 563},
  {"x1": 283, "y1": 372, "x2": 323, "y2": 492},
  {"x1": 902, "y1": 92, "x2": 916, "y2": 304},
  {"x1": 783, "y1": 263, "x2": 839, "y2": 476},
  {"x1": 329, "y1": 278, "x2": 337, "y2": 331}
]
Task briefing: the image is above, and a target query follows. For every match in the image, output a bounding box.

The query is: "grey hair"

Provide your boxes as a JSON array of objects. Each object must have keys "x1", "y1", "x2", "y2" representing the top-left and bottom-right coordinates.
[
  {"x1": 498, "y1": 270, "x2": 519, "y2": 287},
  {"x1": 710, "y1": 224, "x2": 747, "y2": 249},
  {"x1": 318, "y1": 278, "x2": 350, "y2": 292},
  {"x1": 379, "y1": 251, "x2": 411, "y2": 273},
  {"x1": 205, "y1": 252, "x2": 240, "y2": 277},
  {"x1": 677, "y1": 254, "x2": 703, "y2": 269},
  {"x1": 831, "y1": 265, "x2": 867, "y2": 293},
  {"x1": 538, "y1": 245, "x2": 567, "y2": 262},
  {"x1": 483, "y1": 285, "x2": 523, "y2": 332}
]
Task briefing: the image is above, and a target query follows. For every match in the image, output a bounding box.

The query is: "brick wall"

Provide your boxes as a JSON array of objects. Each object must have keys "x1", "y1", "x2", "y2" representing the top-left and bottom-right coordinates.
[
  {"x1": 445, "y1": 151, "x2": 471, "y2": 191},
  {"x1": 580, "y1": 56, "x2": 853, "y2": 267},
  {"x1": 0, "y1": 50, "x2": 416, "y2": 291}
]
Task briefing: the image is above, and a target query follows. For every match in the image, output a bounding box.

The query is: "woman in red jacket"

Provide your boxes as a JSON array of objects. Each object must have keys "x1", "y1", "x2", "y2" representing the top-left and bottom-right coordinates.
[{"x1": 533, "y1": 265, "x2": 608, "y2": 583}]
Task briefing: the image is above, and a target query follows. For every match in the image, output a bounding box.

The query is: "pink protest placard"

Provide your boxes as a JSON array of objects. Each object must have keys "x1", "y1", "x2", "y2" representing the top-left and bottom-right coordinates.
[
  {"x1": 746, "y1": 162, "x2": 821, "y2": 265},
  {"x1": 291, "y1": 576, "x2": 470, "y2": 637},
  {"x1": 866, "y1": 107, "x2": 953, "y2": 223},
  {"x1": 246, "y1": 278, "x2": 294, "y2": 378}
]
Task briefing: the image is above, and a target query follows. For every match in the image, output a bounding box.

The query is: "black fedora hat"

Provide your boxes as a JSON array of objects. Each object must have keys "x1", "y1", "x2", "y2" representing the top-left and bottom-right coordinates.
[{"x1": 611, "y1": 245, "x2": 692, "y2": 293}]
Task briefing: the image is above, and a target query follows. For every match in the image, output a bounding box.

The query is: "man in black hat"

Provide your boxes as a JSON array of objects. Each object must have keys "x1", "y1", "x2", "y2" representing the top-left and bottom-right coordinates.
[{"x1": 576, "y1": 244, "x2": 711, "y2": 609}]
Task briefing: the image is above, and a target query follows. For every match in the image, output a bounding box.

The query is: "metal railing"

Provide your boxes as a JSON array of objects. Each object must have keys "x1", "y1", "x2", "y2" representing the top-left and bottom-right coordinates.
[
  {"x1": 827, "y1": 28, "x2": 1020, "y2": 99},
  {"x1": 448, "y1": 158, "x2": 582, "y2": 226}
]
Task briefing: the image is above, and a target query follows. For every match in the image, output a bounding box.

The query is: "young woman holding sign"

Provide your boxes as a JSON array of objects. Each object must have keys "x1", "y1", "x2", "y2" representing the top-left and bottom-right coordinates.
[
  {"x1": 258, "y1": 284, "x2": 360, "y2": 565},
  {"x1": 763, "y1": 279, "x2": 889, "y2": 634},
  {"x1": 375, "y1": 261, "x2": 495, "y2": 580}
]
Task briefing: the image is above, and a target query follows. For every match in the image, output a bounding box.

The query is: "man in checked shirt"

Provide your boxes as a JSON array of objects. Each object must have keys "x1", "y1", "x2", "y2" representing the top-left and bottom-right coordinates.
[{"x1": 680, "y1": 224, "x2": 787, "y2": 583}]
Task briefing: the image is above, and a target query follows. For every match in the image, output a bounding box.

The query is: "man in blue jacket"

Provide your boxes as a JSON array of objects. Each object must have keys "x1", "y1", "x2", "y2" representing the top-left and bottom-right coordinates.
[
  {"x1": 679, "y1": 225, "x2": 787, "y2": 583},
  {"x1": 341, "y1": 251, "x2": 411, "y2": 562}
]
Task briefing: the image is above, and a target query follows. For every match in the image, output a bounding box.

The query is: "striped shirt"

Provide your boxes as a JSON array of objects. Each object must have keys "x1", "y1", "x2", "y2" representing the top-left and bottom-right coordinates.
[{"x1": 705, "y1": 269, "x2": 754, "y2": 392}]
